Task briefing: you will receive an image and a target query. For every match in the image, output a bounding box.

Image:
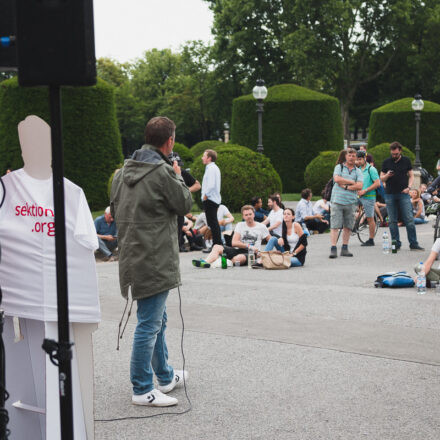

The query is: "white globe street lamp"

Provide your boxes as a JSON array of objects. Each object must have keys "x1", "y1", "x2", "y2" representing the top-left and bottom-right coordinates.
[
  {"x1": 412, "y1": 93, "x2": 424, "y2": 169},
  {"x1": 252, "y1": 79, "x2": 268, "y2": 153}
]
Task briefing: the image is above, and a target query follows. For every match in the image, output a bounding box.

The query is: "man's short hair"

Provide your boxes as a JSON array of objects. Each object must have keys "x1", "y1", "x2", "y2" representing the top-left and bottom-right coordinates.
[
  {"x1": 241, "y1": 204, "x2": 255, "y2": 214},
  {"x1": 268, "y1": 194, "x2": 280, "y2": 206},
  {"x1": 105, "y1": 206, "x2": 111, "y2": 215},
  {"x1": 390, "y1": 141, "x2": 403, "y2": 151},
  {"x1": 205, "y1": 149, "x2": 217, "y2": 162},
  {"x1": 301, "y1": 188, "x2": 312, "y2": 199},
  {"x1": 144, "y1": 116, "x2": 176, "y2": 148},
  {"x1": 250, "y1": 196, "x2": 261, "y2": 207}
]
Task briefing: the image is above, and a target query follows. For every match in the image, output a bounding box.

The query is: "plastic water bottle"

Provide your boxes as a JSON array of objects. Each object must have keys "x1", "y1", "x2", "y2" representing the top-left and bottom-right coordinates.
[
  {"x1": 248, "y1": 247, "x2": 255, "y2": 268},
  {"x1": 416, "y1": 262, "x2": 426, "y2": 295},
  {"x1": 221, "y1": 252, "x2": 227, "y2": 269},
  {"x1": 382, "y1": 231, "x2": 390, "y2": 254}
]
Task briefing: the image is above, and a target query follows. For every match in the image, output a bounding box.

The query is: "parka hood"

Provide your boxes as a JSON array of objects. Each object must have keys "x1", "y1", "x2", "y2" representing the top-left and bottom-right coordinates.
[{"x1": 122, "y1": 144, "x2": 171, "y2": 186}]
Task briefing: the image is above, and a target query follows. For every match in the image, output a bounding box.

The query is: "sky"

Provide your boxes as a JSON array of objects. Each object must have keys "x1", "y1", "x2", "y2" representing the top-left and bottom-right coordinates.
[{"x1": 94, "y1": 0, "x2": 214, "y2": 63}]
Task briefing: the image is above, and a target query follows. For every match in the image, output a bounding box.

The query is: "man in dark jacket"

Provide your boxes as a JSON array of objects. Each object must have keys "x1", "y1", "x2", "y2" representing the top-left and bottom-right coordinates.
[{"x1": 111, "y1": 116, "x2": 193, "y2": 407}]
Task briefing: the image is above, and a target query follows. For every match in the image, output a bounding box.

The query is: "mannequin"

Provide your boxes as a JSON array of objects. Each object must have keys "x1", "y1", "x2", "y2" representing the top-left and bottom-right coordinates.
[{"x1": 0, "y1": 115, "x2": 100, "y2": 439}]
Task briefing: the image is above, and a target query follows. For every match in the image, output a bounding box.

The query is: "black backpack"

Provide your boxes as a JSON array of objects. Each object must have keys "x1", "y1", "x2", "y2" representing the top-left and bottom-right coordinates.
[{"x1": 323, "y1": 163, "x2": 342, "y2": 201}]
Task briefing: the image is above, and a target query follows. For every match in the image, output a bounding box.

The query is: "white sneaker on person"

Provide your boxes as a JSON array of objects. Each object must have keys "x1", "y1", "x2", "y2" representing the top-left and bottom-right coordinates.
[
  {"x1": 157, "y1": 370, "x2": 188, "y2": 394},
  {"x1": 132, "y1": 389, "x2": 178, "y2": 407}
]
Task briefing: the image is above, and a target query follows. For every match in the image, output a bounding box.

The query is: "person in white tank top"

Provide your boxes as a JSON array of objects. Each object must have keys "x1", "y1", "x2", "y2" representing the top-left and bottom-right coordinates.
[{"x1": 261, "y1": 208, "x2": 308, "y2": 267}]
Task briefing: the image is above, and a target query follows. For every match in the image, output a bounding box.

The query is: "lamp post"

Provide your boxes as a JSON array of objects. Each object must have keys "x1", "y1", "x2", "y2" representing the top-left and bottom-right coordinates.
[
  {"x1": 223, "y1": 122, "x2": 230, "y2": 143},
  {"x1": 412, "y1": 93, "x2": 424, "y2": 170},
  {"x1": 252, "y1": 79, "x2": 268, "y2": 153}
]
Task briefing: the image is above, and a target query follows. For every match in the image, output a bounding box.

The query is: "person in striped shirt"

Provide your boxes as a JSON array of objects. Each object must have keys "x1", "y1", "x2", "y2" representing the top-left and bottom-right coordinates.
[{"x1": 329, "y1": 148, "x2": 363, "y2": 258}]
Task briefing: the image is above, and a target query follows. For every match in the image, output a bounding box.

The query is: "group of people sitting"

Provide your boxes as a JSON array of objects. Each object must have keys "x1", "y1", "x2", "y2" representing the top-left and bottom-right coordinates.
[{"x1": 192, "y1": 195, "x2": 310, "y2": 269}]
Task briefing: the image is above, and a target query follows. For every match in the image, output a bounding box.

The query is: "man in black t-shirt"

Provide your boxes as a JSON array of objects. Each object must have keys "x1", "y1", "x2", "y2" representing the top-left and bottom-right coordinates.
[
  {"x1": 169, "y1": 152, "x2": 201, "y2": 251},
  {"x1": 380, "y1": 142, "x2": 423, "y2": 251}
]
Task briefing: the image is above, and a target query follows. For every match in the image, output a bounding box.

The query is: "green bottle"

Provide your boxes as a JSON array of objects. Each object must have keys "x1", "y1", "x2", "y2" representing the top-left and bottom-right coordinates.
[
  {"x1": 221, "y1": 252, "x2": 227, "y2": 269},
  {"x1": 391, "y1": 239, "x2": 397, "y2": 254}
]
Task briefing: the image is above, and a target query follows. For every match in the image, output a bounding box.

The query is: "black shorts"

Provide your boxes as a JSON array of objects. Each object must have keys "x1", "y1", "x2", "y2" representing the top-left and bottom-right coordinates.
[{"x1": 223, "y1": 246, "x2": 248, "y2": 262}]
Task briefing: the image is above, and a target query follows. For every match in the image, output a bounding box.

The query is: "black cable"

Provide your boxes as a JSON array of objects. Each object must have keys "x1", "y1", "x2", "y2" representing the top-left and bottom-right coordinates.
[
  {"x1": 96, "y1": 286, "x2": 192, "y2": 422},
  {"x1": 0, "y1": 175, "x2": 10, "y2": 438}
]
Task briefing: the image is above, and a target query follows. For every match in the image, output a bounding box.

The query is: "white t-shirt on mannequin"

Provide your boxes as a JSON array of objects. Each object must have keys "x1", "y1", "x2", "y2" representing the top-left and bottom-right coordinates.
[{"x1": 0, "y1": 168, "x2": 100, "y2": 322}]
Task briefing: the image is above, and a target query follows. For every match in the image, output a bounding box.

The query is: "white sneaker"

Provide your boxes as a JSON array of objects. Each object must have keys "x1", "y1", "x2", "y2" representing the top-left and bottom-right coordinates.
[
  {"x1": 132, "y1": 389, "x2": 178, "y2": 407},
  {"x1": 157, "y1": 370, "x2": 188, "y2": 394}
]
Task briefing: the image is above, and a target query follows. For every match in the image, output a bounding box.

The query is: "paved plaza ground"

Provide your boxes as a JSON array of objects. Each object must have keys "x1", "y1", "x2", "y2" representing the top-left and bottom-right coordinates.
[{"x1": 94, "y1": 220, "x2": 440, "y2": 440}]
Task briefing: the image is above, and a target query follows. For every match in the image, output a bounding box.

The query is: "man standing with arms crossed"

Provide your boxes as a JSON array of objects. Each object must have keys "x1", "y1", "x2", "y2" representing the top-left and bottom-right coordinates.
[
  {"x1": 111, "y1": 116, "x2": 193, "y2": 407},
  {"x1": 329, "y1": 148, "x2": 363, "y2": 258},
  {"x1": 201, "y1": 149, "x2": 222, "y2": 248},
  {"x1": 380, "y1": 142, "x2": 424, "y2": 251}
]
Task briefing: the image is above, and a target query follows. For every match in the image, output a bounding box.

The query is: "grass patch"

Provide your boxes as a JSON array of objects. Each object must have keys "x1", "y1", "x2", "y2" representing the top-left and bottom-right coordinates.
[
  {"x1": 282, "y1": 193, "x2": 320, "y2": 201},
  {"x1": 91, "y1": 210, "x2": 105, "y2": 220}
]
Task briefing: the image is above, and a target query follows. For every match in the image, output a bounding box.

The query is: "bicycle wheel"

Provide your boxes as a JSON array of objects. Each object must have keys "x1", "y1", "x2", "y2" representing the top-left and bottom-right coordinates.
[
  {"x1": 372, "y1": 212, "x2": 380, "y2": 238},
  {"x1": 434, "y1": 214, "x2": 440, "y2": 242},
  {"x1": 356, "y1": 211, "x2": 370, "y2": 244}
]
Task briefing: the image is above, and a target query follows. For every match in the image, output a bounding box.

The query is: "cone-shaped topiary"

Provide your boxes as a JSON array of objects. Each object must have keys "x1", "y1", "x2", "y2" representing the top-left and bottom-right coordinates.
[
  {"x1": 231, "y1": 84, "x2": 343, "y2": 192},
  {"x1": 304, "y1": 150, "x2": 343, "y2": 195},
  {"x1": 190, "y1": 140, "x2": 224, "y2": 158},
  {"x1": 368, "y1": 143, "x2": 415, "y2": 170},
  {"x1": 368, "y1": 98, "x2": 440, "y2": 175},
  {"x1": 190, "y1": 146, "x2": 282, "y2": 212},
  {"x1": 0, "y1": 77, "x2": 123, "y2": 210},
  {"x1": 173, "y1": 142, "x2": 194, "y2": 167}
]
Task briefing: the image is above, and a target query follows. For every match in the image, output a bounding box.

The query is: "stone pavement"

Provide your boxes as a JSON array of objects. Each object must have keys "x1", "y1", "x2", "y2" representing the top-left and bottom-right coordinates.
[{"x1": 94, "y1": 221, "x2": 440, "y2": 440}]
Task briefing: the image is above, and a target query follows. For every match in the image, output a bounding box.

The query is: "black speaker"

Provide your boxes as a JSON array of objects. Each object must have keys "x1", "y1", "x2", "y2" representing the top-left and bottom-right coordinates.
[
  {"x1": 15, "y1": 0, "x2": 96, "y2": 86},
  {"x1": 0, "y1": 0, "x2": 18, "y2": 71}
]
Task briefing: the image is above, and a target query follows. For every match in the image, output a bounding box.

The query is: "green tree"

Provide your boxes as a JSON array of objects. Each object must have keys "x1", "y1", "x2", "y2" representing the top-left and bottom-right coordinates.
[{"x1": 284, "y1": 0, "x2": 413, "y2": 141}]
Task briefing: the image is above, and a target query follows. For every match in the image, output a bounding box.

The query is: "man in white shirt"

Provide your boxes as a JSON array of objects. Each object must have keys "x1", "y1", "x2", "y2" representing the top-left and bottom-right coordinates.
[
  {"x1": 262, "y1": 194, "x2": 284, "y2": 237},
  {"x1": 201, "y1": 149, "x2": 222, "y2": 246},
  {"x1": 192, "y1": 205, "x2": 271, "y2": 268},
  {"x1": 296, "y1": 188, "x2": 328, "y2": 234}
]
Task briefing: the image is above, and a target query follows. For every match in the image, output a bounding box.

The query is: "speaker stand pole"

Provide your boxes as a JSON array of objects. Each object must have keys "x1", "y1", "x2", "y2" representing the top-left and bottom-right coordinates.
[{"x1": 45, "y1": 84, "x2": 74, "y2": 440}]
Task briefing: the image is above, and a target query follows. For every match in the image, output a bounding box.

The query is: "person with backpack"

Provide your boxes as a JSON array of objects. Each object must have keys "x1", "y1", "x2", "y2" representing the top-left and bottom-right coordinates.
[
  {"x1": 355, "y1": 150, "x2": 380, "y2": 246},
  {"x1": 329, "y1": 148, "x2": 363, "y2": 258}
]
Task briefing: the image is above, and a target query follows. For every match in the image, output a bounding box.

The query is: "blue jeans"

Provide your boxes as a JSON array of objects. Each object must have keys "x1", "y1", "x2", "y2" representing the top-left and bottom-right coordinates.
[
  {"x1": 414, "y1": 217, "x2": 428, "y2": 224},
  {"x1": 97, "y1": 237, "x2": 117, "y2": 257},
  {"x1": 130, "y1": 291, "x2": 174, "y2": 395},
  {"x1": 384, "y1": 193, "x2": 419, "y2": 248},
  {"x1": 264, "y1": 236, "x2": 302, "y2": 267}
]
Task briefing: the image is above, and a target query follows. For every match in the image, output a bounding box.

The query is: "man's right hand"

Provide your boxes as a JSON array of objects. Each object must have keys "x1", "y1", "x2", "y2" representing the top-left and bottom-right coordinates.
[
  {"x1": 173, "y1": 160, "x2": 181, "y2": 175},
  {"x1": 104, "y1": 235, "x2": 116, "y2": 241}
]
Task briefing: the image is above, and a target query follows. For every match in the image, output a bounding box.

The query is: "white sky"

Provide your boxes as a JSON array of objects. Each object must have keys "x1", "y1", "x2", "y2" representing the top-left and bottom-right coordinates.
[{"x1": 94, "y1": 0, "x2": 214, "y2": 63}]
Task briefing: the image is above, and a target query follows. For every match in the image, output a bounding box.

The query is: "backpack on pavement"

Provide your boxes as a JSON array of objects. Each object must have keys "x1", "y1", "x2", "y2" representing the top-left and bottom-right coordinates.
[{"x1": 374, "y1": 271, "x2": 415, "y2": 288}]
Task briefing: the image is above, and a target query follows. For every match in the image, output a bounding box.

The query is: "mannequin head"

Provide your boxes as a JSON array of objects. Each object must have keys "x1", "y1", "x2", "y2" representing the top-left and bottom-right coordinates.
[{"x1": 18, "y1": 115, "x2": 52, "y2": 179}]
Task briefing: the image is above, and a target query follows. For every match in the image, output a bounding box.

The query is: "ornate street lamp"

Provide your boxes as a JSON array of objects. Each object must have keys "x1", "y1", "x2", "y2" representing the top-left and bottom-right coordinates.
[
  {"x1": 252, "y1": 79, "x2": 268, "y2": 153},
  {"x1": 223, "y1": 122, "x2": 230, "y2": 143},
  {"x1": 412, "y1": 93, "x2": 424, "y2": 169}
]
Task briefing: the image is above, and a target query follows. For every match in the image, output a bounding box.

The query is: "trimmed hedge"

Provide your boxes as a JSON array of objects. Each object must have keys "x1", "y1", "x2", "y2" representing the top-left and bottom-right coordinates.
[
  {"x1": 304, "y1": 150, "x2": 342, "y2": 195},
  {"x1": 0, "y1": 77, "x2": 123, "y2": 210},
  {"x1": 190, "y1": 140, "x2": 224, "y2": 158},
  {"x1": 231, "y1": 84, "x2": 343, "y2": 192},
  {"x1": 369, "y1": 143, "x2": 415, "y2": 170},
  {"x1": 190, "y1": 146, "x2": 282, "y2": 212},
  {"x1": 368, "y1": 98, "x2": 440, "y2": 176},
  {"x1": 173, "y1": 142, "x2": 194, "y2": 166}
]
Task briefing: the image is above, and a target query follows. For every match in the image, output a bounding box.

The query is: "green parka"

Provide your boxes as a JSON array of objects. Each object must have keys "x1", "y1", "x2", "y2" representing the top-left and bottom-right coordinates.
[{"x1": 110, "y1": 145, "x2": 193, "y2": 300}]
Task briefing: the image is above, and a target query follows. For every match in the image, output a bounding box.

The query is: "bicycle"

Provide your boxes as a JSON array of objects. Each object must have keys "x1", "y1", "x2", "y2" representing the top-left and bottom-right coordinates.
[
  {"x1": 425, "y1": 202, "x2": 440, "y2": 242},
  {"x1": 337, "y1": 203, "x2": 380, "y2": 244}
]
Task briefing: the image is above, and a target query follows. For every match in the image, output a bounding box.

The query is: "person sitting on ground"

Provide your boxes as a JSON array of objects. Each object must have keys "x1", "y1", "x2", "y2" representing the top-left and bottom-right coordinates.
[
  {"x1": 414, "y1": 238, "x2": 440, "y2": 286},
  {"x1": 180, "y1": 216, "x2": 204, "y2": 251},
  {"x1": 94, "y1": 206, "x2": 118, "y2": 261},
  {"x1": 410, "y1": 188, "x2": 428, "y2": 224},
  {"x1": 296, "y1": 188, "x2": 328, "y2": 234},
  {"x1": 262, "y1": 195, "x2": 284, "y2": 237},
  {"x1": 312, "y1": 190, "x2": 331, "y2": 223},
  {"x1": 273, "y1": 192, "x2": 285, "y2": 209},
  {"x1": 194, "y1": 204, "x2": 234, "y2": 234},
  {"x1": 251, "y1": 196, "x2": 269, "y2": 222},
  {"x1": 192, "y1": 204, "x2": 271, "y2": 268},
  {"x1": 258, "y1": 208, "x2": 308, "y2": 268}
]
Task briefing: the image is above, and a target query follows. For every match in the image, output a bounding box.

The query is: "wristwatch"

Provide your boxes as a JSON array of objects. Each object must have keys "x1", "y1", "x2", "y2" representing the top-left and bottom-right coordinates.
[
  {"x1": 293, "y1": 252, "x2": 297, "y2": 257},
  {"x1": 345, "y1": 184, "x2": 349, "y2": 190}
]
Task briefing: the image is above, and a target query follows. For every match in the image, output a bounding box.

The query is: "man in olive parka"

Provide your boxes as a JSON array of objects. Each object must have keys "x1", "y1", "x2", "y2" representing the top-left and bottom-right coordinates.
[{"x1": 111, "y1": 116, "x2": 192, "y2": 407}]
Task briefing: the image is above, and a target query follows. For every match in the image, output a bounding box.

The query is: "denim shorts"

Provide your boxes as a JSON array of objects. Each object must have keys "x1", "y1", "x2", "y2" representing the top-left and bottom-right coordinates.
[
  {"x1": 360, "y1": 197, "x2": 375, "y2": 218},
  {"x1": 330, "y1": 202, "x2": 357, "y2": 229}
]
